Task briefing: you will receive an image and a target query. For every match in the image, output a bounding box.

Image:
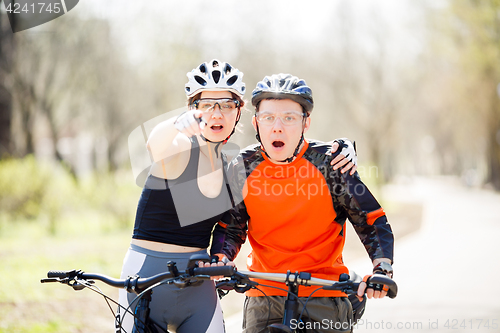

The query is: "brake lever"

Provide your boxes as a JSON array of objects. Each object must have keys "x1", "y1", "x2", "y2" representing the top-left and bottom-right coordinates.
[
  {"x1": 216, "y1": 277, "x2": 253, "y2": 294},
  {"x1": 323, "y1": 280, "x2": 358, "y2": 294},
  {"x1": 70, "y1": 278, "x2": 93, "y2": 291},
  {"x1": 215, "y1": 279, "x2": 234, "y2": 290}
]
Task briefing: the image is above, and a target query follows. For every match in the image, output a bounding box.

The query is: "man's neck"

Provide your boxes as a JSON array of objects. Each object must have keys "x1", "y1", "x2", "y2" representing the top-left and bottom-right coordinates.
[{"x1": 266, "y1": 140, "x2": 307, "y2": 165}]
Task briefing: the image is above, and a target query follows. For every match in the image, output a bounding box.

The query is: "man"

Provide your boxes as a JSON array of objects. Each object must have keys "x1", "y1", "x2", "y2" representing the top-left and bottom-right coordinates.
[{"x1": 211, "y1": 73, "x2": 394, "y2": 332}]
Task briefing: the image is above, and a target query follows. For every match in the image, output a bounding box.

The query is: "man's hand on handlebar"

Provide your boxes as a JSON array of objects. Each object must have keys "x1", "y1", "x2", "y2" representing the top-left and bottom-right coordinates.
[{"x1": 357, "y1": 258, "x2": 394, "y2": 299}]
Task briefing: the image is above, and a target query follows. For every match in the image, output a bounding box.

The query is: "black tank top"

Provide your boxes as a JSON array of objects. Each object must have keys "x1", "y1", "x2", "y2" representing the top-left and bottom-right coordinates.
[{"x1": 132, "y1": 137, "x2": 232, "y2": 248}]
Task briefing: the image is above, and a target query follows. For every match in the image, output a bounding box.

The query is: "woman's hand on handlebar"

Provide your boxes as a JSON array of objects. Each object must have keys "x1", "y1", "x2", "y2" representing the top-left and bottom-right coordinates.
[{"x1": 197, "y1": 255, "x2": 235, "y2": 280}]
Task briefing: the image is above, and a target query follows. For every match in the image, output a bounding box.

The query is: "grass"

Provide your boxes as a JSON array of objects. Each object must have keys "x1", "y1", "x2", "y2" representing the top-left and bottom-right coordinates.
[{"x1": 0, "y1": 215, "x2": 134, "y2": 332}]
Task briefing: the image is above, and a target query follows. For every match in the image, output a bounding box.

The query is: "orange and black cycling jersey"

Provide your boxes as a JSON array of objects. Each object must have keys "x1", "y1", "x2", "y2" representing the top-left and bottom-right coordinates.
[{"x1": 210, "y1": 139, "x2": 394, "y2": 297}]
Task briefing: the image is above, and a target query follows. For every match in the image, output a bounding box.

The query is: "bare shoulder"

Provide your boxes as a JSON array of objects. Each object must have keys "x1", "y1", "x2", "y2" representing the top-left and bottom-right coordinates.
[{"x1": 149, "y1": 134, "x2": 192, "y2": 179}]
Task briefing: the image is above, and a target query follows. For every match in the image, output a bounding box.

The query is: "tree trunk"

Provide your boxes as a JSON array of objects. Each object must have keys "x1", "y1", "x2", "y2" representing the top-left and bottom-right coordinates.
[
  {"x1": 0, "y1": 14, "x2": 14, "y2": 157},
  {"x1": 487, "y1": 93, "x2": 500, "y2": 190}
]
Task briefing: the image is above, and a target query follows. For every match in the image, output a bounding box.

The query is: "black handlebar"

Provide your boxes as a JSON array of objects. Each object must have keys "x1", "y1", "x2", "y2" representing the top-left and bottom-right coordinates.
[
  {"x1": 43, "y1": 264, "x2": 397, "y2": 299},
  {"x1": 368, "y1": 274, "x2": 398, "y2": 299},
  {"x1": 41, "y1": 265, "x2": 238, "y2": 293},
  {"x1": 47, "y1": 270, "x2": 76, "y2": 278},
  {"x1": 191, "y1": 265, "x2": 235, "y2": 277}
]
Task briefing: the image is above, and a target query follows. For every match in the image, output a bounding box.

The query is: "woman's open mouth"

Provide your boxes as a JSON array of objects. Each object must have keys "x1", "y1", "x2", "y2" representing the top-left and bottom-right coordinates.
[{"x1": 210, "y1": 125, "x2": 224, "y2": 133}]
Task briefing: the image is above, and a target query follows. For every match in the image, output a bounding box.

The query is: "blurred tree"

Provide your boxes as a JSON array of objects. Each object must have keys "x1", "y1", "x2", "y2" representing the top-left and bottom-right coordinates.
[
  {"x1": 10, "y1": 19, "x2": 91, "y2": 162},
  {"x1": 438, "y1": 0, "x2": 500, "y2": 189},
  {"x1": 7, "y1": 16, "x2": 146, "y2": 175},
  {"x1": 315, "y1": 1, "x2": 420, "y2": 186},
  {"x1": 0, "y1": 13, "x2": 14, "y2": 157},
  {"x1": 78, "y1": 20, "x2": 142, "y2": 172}
]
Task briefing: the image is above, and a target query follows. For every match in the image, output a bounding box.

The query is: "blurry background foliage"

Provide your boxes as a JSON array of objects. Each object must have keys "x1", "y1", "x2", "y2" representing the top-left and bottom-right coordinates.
[
  {"x1": 0, "y1": 0, "x2": 499, "y2": 330},
  {"x1": 1, "y1": 0, "x2": 499, "y2": 203},
  {"x1": 0, "y1": 155, "x2": 140, "y2": 236}
]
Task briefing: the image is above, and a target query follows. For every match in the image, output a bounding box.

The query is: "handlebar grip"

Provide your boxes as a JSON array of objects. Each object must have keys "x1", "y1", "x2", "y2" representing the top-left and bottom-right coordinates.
[
  {"x1": 368, "y1": 274, "x2": 398, "y2": 299},
  {"x1": 47, "y1": 270, "x2": 72, "y2": 278},
  {"x1": 192, "y1": 266, "x2": 235, "y2": 277}
]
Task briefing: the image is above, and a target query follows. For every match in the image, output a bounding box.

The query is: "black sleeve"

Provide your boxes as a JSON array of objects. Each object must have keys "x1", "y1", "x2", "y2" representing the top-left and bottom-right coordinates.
[
  {"x1": 210, "y1": 202, "x2": 249, "y2": 261},
  {"x1": 209, "y1": 154, "x2": 249, "y2": 261},
  {"x1": 330, "y1": 168, "x2": 394, "y2": 263}
]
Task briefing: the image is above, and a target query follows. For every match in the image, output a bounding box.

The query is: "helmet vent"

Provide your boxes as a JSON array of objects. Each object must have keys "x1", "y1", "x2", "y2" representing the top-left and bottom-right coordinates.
[
  {"x1": 195, "y1": 76, "x2": 207, "y2": 86},
  {"x1": 212, "y1": 60, "x2": 219, "y2": 67},
  {"x1": 199, "y1": 64, "x2": 207, "y2": 74},
  {"x1": 213, "y1": 70, "x2": 221, "y2": 84},
  {"x1": 227, "y1": 75, "x2": 237, "y2": 86},
  {"x1": 224, "y1": 63, "x2": 232, "y2": 74}
]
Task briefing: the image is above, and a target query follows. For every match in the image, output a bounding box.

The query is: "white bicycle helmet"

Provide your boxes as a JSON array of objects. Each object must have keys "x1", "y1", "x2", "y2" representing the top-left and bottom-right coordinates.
[{"x1": 185, "y1": 59, "x2": 246, "y2": 98}]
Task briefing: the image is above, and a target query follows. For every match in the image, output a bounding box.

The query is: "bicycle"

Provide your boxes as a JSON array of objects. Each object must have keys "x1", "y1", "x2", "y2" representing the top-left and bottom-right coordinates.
[
  {"x1": 216, "y1": 269, "x2": 398, "y2": 333},
  {"x1": 41, "y1": 254, "x2": 397, "y2": 333}
]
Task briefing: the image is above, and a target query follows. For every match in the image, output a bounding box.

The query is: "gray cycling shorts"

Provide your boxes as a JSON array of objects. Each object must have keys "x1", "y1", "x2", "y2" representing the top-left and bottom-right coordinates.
[
  {"x1": 243, "y1": 295, "x2": 353, "y2": 333},
  {"x1": 116, "y1": 244, "x2": 225, "y2": 333}
]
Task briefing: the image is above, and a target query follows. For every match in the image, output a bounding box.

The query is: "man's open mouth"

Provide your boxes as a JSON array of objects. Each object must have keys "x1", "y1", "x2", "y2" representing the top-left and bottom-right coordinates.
[
  {"x1": 211, "y1": 125, "x2": 223, "y2": 131},
  {"x1": 272, "y1": 140, "x2": 285, "y2": 148}
]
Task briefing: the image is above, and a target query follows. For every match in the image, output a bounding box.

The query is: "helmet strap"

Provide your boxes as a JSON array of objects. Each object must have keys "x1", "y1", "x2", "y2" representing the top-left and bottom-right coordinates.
[
  {"x1": 199, "y1": 108, "x2": 241, "y2": 158},
  {"x1": 280, "y1": 134, "x2": 304, "y2": 163},
  {"x1": 255, "y1": 122, "x2": 272, "y2": 160}
]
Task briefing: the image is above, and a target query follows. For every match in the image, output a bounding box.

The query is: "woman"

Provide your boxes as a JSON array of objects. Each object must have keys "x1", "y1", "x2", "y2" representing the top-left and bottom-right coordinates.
[{"x1": 117, "y1": 59, "x2": 245, "y2": 333}]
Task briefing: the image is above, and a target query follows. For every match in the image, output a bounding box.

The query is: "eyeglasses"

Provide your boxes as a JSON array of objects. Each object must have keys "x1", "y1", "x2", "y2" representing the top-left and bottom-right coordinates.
[
  {"x1": 256, "y1": 111, "x2": 306, "y2": 126},
  {"x1": 192, "y1": 98, "x2": 240, "y2": 114}
]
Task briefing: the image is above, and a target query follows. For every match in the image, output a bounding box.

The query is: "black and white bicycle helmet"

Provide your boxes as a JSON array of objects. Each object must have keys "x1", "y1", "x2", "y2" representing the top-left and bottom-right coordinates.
[
  {"x1": 251, "y1": 74, "x2": 314, "y2": 163},
  {"x1": 251, "y1": 73, "x2": 313, "y2": 113},
  {"x1": 185, "y1": 59, "x2": 246, "y2": 98}
]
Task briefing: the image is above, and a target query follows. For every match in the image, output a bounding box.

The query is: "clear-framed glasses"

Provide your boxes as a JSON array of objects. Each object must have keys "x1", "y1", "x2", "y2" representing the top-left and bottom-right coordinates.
[
  {"x1": 192, "y1": 98, "x2": 240, "y2": 114},
  {"x1": 256, "y1": 111, "x2": 306, "y2": 126}
]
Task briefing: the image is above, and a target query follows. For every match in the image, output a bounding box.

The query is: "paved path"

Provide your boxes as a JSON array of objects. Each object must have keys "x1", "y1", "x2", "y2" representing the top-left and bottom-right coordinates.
[
  {"x1": 352, "y1": 177, "x2": 500, "y2": 333},
  {"x1": 223, "y1": 177, "x2": 500, "y2": 333}
]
